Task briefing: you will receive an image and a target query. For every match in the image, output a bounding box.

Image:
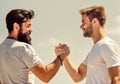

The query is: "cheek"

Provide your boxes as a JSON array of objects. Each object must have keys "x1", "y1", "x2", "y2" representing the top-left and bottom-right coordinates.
[
  {"x1": 82, "y1": 24, "x2": 88, "y2": 29},
  {"x1": 22, "y1": 28, "x2": 28, "y2": 34}
]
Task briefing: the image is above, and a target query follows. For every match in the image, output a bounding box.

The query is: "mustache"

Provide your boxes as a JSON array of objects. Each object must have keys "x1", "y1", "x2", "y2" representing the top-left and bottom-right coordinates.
[{"x1": 26, "y1": 31, "x2": 31, "y2": 35}]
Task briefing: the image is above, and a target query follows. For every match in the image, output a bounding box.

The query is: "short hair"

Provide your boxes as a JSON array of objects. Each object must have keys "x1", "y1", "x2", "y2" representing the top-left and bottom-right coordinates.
[
  {"x1": 6, "y1": 9, "x2": 34, "y2": 33},
  {"x1": 80, "y1": 6, "x2": 106, "y2": 26}
]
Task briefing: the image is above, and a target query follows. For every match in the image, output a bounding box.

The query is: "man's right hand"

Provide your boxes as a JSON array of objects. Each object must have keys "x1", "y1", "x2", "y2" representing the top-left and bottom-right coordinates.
[{"x1": 55, "y1": 43, "x2": 70, "y2": 61}]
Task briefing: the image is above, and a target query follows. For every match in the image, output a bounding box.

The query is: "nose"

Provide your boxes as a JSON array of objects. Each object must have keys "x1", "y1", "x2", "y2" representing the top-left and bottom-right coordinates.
[
  {"x1": 27, "y1": 28, "x2": 32, "y2": 35},
  {"x1": 29, "y1": 27, "x2": 32, "y2": 32},
  {"x1": 80, "y1": 24, "x2": 83, "y2": 29}
]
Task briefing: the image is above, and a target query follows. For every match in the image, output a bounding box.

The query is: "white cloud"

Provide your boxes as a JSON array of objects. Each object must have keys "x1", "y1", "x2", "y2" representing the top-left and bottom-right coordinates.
[
  {"x1": 38, "y1": 42, "x2": 46, "y2": 48},
  {"x1": 106, "y1": 27, "x2": 120, "y2": 35},
  {"x1": 49, "y1": 38, "x2": 60, "y2": 46},
  {"x1": 37, "y1": 38, "x2": 60, "y2": 48},
  {"x1": 115, "y1": 15, "x2": 120, "y2": 23},
  {"x1": 106, "y1": 15, "x2": 120, "y2": 36}
]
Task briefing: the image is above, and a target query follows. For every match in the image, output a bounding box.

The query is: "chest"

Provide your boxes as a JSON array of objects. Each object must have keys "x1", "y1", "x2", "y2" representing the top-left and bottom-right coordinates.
[{"x1": 87, "y1": 46, "x2": 105, "y2": 67}]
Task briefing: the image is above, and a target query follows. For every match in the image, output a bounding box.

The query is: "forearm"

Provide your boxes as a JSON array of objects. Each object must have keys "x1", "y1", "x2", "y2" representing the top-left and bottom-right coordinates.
[
  {"x1": 45, "y1": 56, "x2": 62, "y2": 81},
  {"x1": 31, "y1": 56, "x2": 62, "y2": 83},
  {"x1": 108, "y1": 66, "x2": 120, "y2": 84},
  {"x1": 111, "y1": 76, "x2": 120, "y2": 84},
  {"x1": 64, "y1": 57, "x2": 83, "y2": 82}
]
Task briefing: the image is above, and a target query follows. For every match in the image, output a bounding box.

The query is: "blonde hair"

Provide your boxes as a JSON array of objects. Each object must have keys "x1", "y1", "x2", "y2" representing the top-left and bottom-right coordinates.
[{"x1": 80, "y1": 6, "x2": 106, "y2": 26}]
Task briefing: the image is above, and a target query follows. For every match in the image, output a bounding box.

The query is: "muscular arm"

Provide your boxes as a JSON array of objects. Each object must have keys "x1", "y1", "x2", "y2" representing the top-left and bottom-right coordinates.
[
  {"x1": 64, "y1": 56, "x2": 87, "y2": 82},
  {"x1": 30, "y1": 57, "x2": 62, "y2": 83},
  {"x1": 108, "y1": 66, "x2": 120, "y2": 84}
]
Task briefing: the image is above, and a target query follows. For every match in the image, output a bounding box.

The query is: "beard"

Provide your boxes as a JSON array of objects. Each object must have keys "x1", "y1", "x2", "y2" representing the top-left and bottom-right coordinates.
[
  {"x1": 18, "y1": 30, "x2": 32, "y2": 45},
  {"x1": 83, "y1": 23, "x2": 93, "y2": 37}
]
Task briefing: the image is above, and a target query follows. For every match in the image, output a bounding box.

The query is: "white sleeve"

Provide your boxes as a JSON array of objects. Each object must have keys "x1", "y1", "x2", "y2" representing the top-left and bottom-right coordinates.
[
  {"x1": 82, "y1": 53, "x2": 89, "y2": 65},
  {"x1": 20, "y1": 44, "x2": 42, "y2": 69},
  {"x1": 100, "y1": 42, "x2": 120, "y2": 68}
]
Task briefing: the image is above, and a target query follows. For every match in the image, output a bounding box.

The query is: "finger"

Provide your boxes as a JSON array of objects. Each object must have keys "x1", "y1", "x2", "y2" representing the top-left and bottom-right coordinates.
[
  {"x1": 62, "y1": 46, "x2": 69, "y2": 50},
  {"x1": 55, "y1": 45, "x2": 62, "y2": 49},
  {"x1": 62, "y1": 44, "x2": 67, "y2": 46},
  {"x1": 59, "y1": 43, "x2": 62, "y2": 46}
]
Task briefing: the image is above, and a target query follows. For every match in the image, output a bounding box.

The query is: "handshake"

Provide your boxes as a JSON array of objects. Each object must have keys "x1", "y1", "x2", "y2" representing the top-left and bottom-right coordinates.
[{"x1": 55, "y1": 43, "x2": 70, "y2": 65}]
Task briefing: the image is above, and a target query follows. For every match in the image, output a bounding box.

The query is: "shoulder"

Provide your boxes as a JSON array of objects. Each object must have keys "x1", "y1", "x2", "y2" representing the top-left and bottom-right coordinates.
[
  {"x1": 20, "y1": 43, "x2": 35, "y2": 53},
  {"x1": 98, "y1": 37, "x2": 120, "y2": 53},
  {"x1": 98, "y1": 36, "x2": 117, "y2": 47},
  {"x1": 12, "y1": 40, "x2": 35, "y2": 53}
]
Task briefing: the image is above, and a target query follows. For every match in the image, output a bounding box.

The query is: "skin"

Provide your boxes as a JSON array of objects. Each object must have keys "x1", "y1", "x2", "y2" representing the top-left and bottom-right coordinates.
[
  {"x1": 56, "y1": 14, "x2": 120, "y2": 84},
  {"x1": 7, "y1": 19, "x2": 70, "y2": 83}
]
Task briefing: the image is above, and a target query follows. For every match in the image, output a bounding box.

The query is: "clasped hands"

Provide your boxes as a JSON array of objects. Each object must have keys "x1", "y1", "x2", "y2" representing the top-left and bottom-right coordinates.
[{"x1": 55, "y1": 43, "x2": 70, "y2": 63}]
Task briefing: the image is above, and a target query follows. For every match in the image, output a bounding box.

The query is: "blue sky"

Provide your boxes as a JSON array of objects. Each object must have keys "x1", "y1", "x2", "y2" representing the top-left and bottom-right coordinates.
[{"x1": 0, "y1": 0, "x2": 120, "y2": 84}]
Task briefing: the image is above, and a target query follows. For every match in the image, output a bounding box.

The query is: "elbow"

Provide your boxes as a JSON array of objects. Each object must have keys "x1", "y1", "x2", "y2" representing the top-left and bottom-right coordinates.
[
  {"x1": 44, "y1": 79, "x2": 51, "y2": 83},
  {"x1": 74, "y1": 80, "x2": 79, "y2": 83},
  {"x1": 72, "y1": 76, "x2": 83, "y2": 83},
  {"x1": 73, "y1": 78, "x2": 81, "y2": 83},
  {"x1": 111, "y1": 76, "x2": 120, "y2": 84},
  {"x1": 43, "y1": 79, "x2": 50, "y2": 83},
  {"x1": 42, "y1": 75, "x2": 52, "y2": 83}
]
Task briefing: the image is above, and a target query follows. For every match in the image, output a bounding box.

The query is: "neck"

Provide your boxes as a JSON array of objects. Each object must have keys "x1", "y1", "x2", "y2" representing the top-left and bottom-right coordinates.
[
  {"x1": 92, "y1": 27, "x2": 106, "y2": 44},
  {"x1": 7, "y1": 32, "x2": 18, "y2": 40}
]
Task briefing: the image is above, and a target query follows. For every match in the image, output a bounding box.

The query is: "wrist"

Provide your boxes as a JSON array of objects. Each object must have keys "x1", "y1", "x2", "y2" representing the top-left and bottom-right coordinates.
[{"x1": 57, "y1": 55, "x2": 63, "y2": 66}]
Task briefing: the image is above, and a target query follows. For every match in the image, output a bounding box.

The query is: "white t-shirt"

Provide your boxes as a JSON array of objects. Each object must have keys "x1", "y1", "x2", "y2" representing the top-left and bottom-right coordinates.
[
  {"x1": 83, "y1": 36, "x2": 120, "y2": 84},
  {"x1": 0, "y1": 39, "x2": 41, "y2": 84}
]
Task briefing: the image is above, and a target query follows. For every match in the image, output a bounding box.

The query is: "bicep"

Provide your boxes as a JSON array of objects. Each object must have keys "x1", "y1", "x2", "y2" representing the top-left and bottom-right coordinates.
[
  {"x1": 108, "y1": 66, "x2": 120, "y2": 83},
  {"x1": 78, "y1": 63, "x2": 87, "y2": 79},
  {"x1": 100, "y1": 43, "x2": 120, "y2": 68},
  {"x1": 30, "y1": 63, "x2": 48, "y2": 82}
]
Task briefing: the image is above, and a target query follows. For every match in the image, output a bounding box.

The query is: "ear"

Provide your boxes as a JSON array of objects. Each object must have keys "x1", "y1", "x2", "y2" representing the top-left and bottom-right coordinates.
[
  {"x1": 13, "y1": 23, "x2": 20, "y2": 31},
  {"x1": 92, "y1": 18, "x2": 99, "y2": 25}
]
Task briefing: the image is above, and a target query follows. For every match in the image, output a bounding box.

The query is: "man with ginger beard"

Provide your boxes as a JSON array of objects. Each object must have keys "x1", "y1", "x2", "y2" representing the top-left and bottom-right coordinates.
[
  {"x1": 55, "y1": 6, "x2": 120, "y2": 84},
  {"x1": 0, "y1": 9, "x2": 70, "y2": 84}
]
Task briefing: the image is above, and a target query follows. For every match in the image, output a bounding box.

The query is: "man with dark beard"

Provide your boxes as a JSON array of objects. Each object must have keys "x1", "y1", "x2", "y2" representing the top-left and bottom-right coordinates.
[
  {"x1": 0, "y1": 9, "x2": 70, "y2": 84},
  {"x1": 18, "y1": 26, "x2": 32, "y2": 45},
  {"x1": 55, "y1": 6, "x2": 120, "y2": 84}
]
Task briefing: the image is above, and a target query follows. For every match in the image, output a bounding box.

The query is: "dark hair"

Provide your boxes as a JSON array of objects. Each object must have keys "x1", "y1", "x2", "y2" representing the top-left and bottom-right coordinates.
[
  {"x1": 6, "y1": 9, "x2": 34, "y2": 33},
  {"x1": 80, "y1": 6, "x2": 106, "y2": 26}
]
